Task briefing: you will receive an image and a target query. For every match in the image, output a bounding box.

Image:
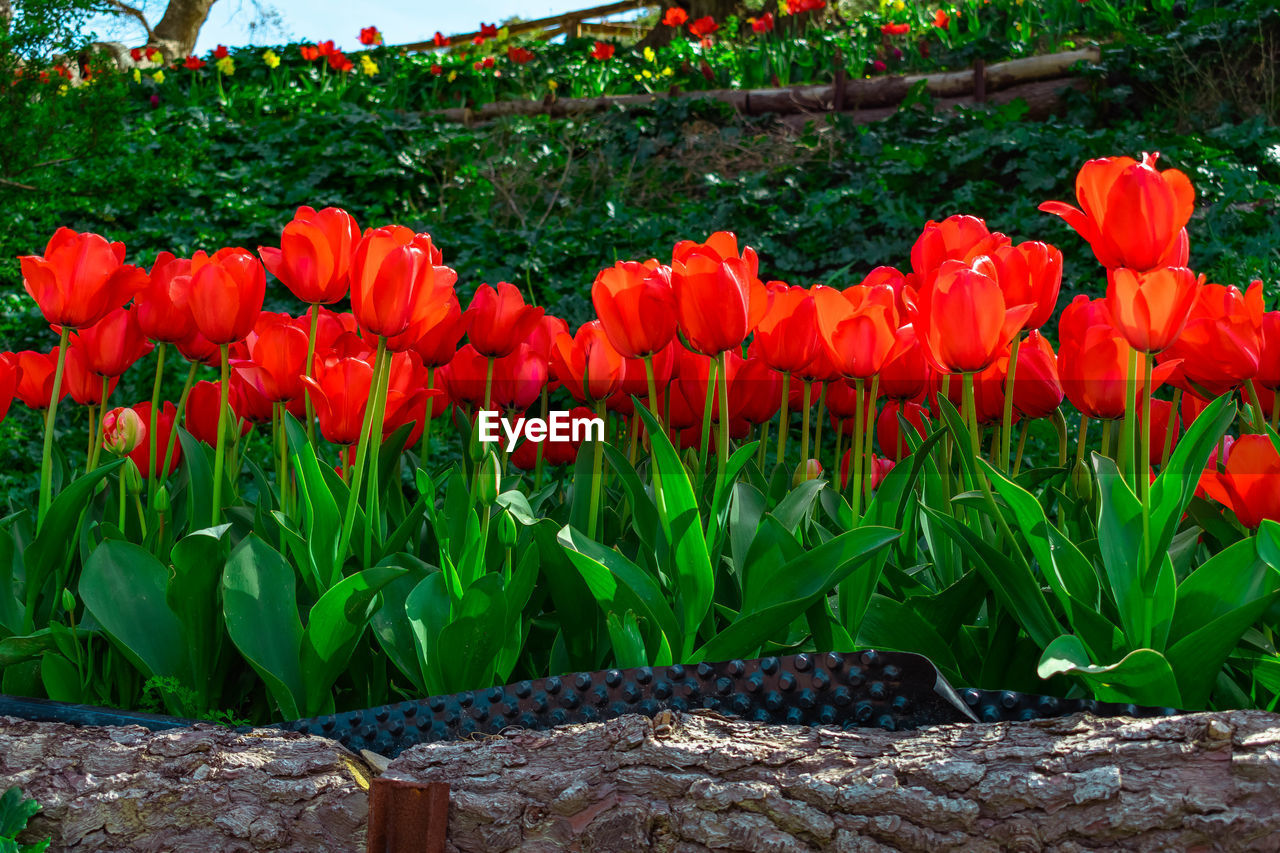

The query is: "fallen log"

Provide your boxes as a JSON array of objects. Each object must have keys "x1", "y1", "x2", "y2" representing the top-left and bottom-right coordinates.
[{"x1": 426, "y1": 46, "x2": 1100, "y2": 125}]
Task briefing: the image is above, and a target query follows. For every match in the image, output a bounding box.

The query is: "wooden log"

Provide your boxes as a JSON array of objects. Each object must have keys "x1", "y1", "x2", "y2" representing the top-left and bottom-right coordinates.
[
  {"x1": 395, "y1": 0, "x2": 656, "y2": 51},
  {"x1": 385, "y1": 709, "x2": 1280, "y2": 852}
]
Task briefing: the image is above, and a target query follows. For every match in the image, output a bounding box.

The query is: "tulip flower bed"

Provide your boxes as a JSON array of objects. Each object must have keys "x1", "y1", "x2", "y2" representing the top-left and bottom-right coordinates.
[
  {"x1": 108, "y1": 0, "x2": 1144, "y2": 115},
  {"x1": 1, "y1": 150, "x2": 1278, "y2": 727}
]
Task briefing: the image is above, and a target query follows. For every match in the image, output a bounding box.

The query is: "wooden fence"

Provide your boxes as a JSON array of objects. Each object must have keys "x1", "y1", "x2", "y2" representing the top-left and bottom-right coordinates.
[{"x1": 395, "y1": 0, "x2": 657, "y2": 51}]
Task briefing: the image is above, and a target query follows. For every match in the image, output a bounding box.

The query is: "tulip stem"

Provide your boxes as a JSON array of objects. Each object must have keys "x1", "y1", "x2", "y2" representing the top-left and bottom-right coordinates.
[
  {"x1": 814, "y1": 383, "x2": 827, "y2": 471},
  {"x1": 833, "y1": 423, "x2": 844, "y2": 482},
  {"x1": 642, "y1": 356, "x2": 666, "y2": 510},
  {"x1": 305, "y1": 304, "x2": 320, "y2": 446},
  {"x1": 163, "y1": 362, "x2": 198, "y2": 486},
  {"x1": 962, "y1": 373, "x2": 981, "y2": 461},
  {"x1": 716, "y1": 352, "x2": 730, "y2": 494},
  {"x1": 1101, "y1": 419, "x2": 1113, "y2": 461},
  {"x1": 587, "y1": 400, "x2": 606, "y2": 539},
  {"x1": 37, "y1": 326, "x2": 71, "y2": 530},
  {"x1": 1053, "y1": 409, "x2": 1069, "y2": 469},
  {"x1": 85, "y1": 407, "x2": 96, "y2": 470},
  {"x1": 364, "y1": 338, "x2": 393, "y2": 562},
  {"x1": 534, "y1": 385, "x2": 548, "y2": 491},
  {"x1": 850, "y1": 379, "x2": 865, "y2": 524},
  {"x1": 1013, "y1": 420, "x2": 1030, "y2": 477},
  {"x1": 863, "y1": 376, "x2": 879, "y2": 503},
  {"x1": 1119, "y1": 348, "x2": 1138, "y2": 486},
  {"x1": 89, "y1": 377, "x2": 110, "y2": 473},
  {"x1": 1245, "y1": 380, "x2": 1267, "y2": 434},
  {"x1": 699, "y1": 358, "x2": 717, "y2": 474},
  {"x1": 338, "y1": 338, "x2": 387, "y2": 566},
  {"x1": 1076, "y1": 413, "x2": 1090, "y2": 470},
  {"x1": 118, "y1": 468, "x2": 127, "y2": 531},
  {"x1": 800, "y1": 379, "x2": 812, "y2": 473},
  {"x1": 418, "y1": 366, "x2": 436, "y2": 470},
  {"x1": 147, "y1": 343, "x2": 166, "y2": 504},
  {"x1": 1161, "y1": 389, "x2": 1181, "y2": 467},
  {"x1": 1140, "y1": 358, "x2": 1153, "y2": 588},
  {"x1": 1001, "y1": 334, "x2": 1021, "y2": 473},
  {"x1": 484, "y1": 357, "x2": 495, "y2": 412},
  {"x1": 776, "y1": 372, "x2": 790, "y2": 468},
  {"x1": 1271, "y1": 395, "x2": 1279, "y2": 433},
  {"x1": 211, "y1": 345, "x2": 231, "y2": 527}
]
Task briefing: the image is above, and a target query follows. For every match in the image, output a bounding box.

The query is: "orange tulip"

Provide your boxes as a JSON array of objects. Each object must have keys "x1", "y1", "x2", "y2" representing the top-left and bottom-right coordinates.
[
  {"x1": 671, "y1": 232, "x2": 765, "y2": 356},
  {"x1": 812, "y1": 283, "x2": 900, "y2": 380},
  {"x1": 231, "y1": 315, "x2": 311, "y2": 403},
  {"x1": 1199, "y1": 434, "x2": 1280, "y2": 529},
  {"x1": 1039, "y1": 152, "x2": 1194, "y2": 272},
  {"x1": 136, "y1": 252, "x2": 195, "y2": 343},
  {"x1": 909, "y1": 215, "x2": 1010, "y2": 279},
  {"x1": 350, "y1": 226, "x2": 457, "y2": 342},
  {"x1": 1105, "y1": 266, "x2": 1198, "y2": 354},
  {"x1": 62, "y1": 345, "x2": 117, "y2": 406},
  {"x1": 910, "y1": 260, "x2": 1033, "y2": 374},
  {"x1": 753, "y1": 283, "x2": 821, "y2": 374},
  {"x1": 551, "y1": 321, "x2": 625, "y2": 404},
  {"x1": 13, "y1": 350, "x2": 64, "y2": 409},
  {"x1": 465, "y1": 282, "x2": 546, "y2": 359},
  {"x1": 1160, "y1": 280, "x2": 1263, "y2": 396},
  {"x1": 983, "y1": 241, "x2": 1063, "y2": 332},
  {"x1": 301, "y1": 356, "x2": 375, "y2": 446},
  {"x1": 187, "y1": 248, "x2": 267, "y2": 345},
  {"x1": 74, "y1": 306, "x2": 153, "y2": 378},
  {"x1": 19, "y1": 228, "x2": 147, "y2": 329},
  {"x1": 592, "y1": 260, "x2": 677, "y2": 358},
  {"x1": 259, "y1": 206, "x2": 361, "y2": 305}
]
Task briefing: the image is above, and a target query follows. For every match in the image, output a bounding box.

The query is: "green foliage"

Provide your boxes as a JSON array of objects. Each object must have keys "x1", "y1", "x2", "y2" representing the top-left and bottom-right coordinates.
[{"x1": 0, "y1": 786, "x2": 49, "y2": 853}]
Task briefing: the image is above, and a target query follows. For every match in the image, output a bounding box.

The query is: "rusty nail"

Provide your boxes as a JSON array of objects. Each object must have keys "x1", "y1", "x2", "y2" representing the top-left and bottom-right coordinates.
[{"x1": 367, "y1": 778, "x2": 449, "y2": 853}]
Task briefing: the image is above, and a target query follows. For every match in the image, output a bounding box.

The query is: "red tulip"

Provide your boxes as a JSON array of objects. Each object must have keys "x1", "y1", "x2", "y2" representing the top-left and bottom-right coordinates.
[
  {"x1": 876, "y1": 400, "x2": 928, "y2": 461},
  {"x1": 465, "y1": 282, "x2": 545, "y2": 359},
  {"x1": 186, "y1": 380, "x2": 249, "y2": 446},
  {"x1": 1259, "y1": 309, "x2": 1280, "y2": 392},
  {"x1": 826, "y1": 379, "x2": 875, "y2": 429},
  {"x1": 13, "y1": 350, "x2": 64, "y2": 409},
  {"x1": 1058, "y1": 298, "x2": 1177, "y2": 420},
  {"x1": 1138, "y1": 398, "x2": 1180, "y2": 467},
  {"x1": 592, "y1": 260, "x2": 677, "y2": 359},
  {"x1": 662, "y1": 8, "x2": 688, "y2": 26},
  {"x1": 351, "y1": 226, "x2": 458, "y2": 343},
  {"x1": 228, "y1": 369, "x2": 273, "y2": 424},
  {"x1": 909, "y1": 216, "x2": 1010, "y2": 279},
  {"x1": 1039, "y1": 152, "x2": 1194, "y2": 272},
  {"x1": 731, "y1": 356, "x2": 782, "y2": 425},
  {"x1": 359, "y1": 26, "x2": 382, "y2": 45},
  {"x1": 1161, "y1": 280, "x2": 1264, "y2": 397},
  {"x1": 136, "y1": 252, "x2": 195, "y2": 343},
  {"x1": 301, "y1": 356, "x2": 375, "y2": 446},
  {"x1": 878, "y1": 325, "x2": 928, "y2": 401},
  {"x1": 19, "y1": 228, "x2": 147, "y2": 329},
  {"x1": 129, "y1": 402, "x2": 182, "y2": 478},
  {"x1": 259, "y1": 206, "x2": 360, "y2": 305},
  {"x1": 754, "y1": 283, "x2": 821, "y2": 374},
  {"x1": 984, "y1": 241, "x2": 1063, "y2": 332},
  {"x1": 74, "y1": 307, "x2": 153, "y2": 377},
  {"x1": 671, "y1": 232, "x2": 764, "y2": 356},
  {"x1": 839, "y1": 450, "x2": 894, "y2": 492},
  {"x1": 175, "y1": 327, "x2": 221, "y2": 366},
  {"x1": 1105, "y1": 266, "x2": 1198, "y2": 354},
  {"x1": 688, "y1": 16, "x2": 718, "y2": 38},
  {"x1": 1199, "y1": 434, "x2": 1280, "y2": 528},
  {"x1": 910, "y1": 260, "x2": 1034, "y2": 374},
  {"x1": 812, "y1": 283, "x2": 900, "y2": 380},
  {"x1": 62, "y1": 345, "x2": 118, "y2": 405},
  {"x1": 590, "y1": 41, "x2": 615, "y2": 60},
  {"x1": 0, "y1": 354, "x2": 18, "y2": 423},
  {"x1": 492, "y1": 344, "x2": 548, "y2": 412},
  {"x1": 751, "y1": 13, "x2": 774, "y2": 33},
  {"x1": 187, "y1": 248, "x2": 267, "y2": 345},
  {"x1": 231, "y1": 316, "x2": 310, "y2": 403},
  {"x1": 1011, "y1": 331, "x2": 1064, "y2": 419},
  {"x1": 552, "y1": 321, "x2": 625, "y2": 405}
]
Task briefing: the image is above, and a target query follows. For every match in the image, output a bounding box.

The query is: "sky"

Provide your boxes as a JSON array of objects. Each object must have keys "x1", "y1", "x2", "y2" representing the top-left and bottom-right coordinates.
[{"x1": 85, "y1": 0, "x2": 647, "y2": 54}]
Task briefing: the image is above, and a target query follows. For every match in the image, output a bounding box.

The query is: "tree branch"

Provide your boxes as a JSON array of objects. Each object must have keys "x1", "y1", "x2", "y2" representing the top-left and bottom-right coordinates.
[{"x1": 106, "y1": 0, "x2": 153, "y2": 41}]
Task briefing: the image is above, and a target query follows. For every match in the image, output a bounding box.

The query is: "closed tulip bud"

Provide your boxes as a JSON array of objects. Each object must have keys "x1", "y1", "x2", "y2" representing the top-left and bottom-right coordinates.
[
  {"x1": 469, "y1": 420, "x2": 488, "y2": 464},
  {"x1": 497, "y1": 510, "x2": 518, "y2": 548},
  {"x1": 154, "y1": 484, "x2": 171, "y2": 514},
  {"x1": 792, "y1": 458, "x2": 822, "y2": 486},
  {"x1": 61, "y1": 588, "x2": 76, "y2": 613},
  {"x1": 477, "y1": 451, "x2": 500, "y2": 506},
  {"x1": 123, "y1": 458, "x2": 145, "y2": 494},
  {"x1": 187, "y1": 247, "x2": 267, "y2": 345},
  {"x1": 102, "y1": 406, "x2": 146, "y2": 455}
]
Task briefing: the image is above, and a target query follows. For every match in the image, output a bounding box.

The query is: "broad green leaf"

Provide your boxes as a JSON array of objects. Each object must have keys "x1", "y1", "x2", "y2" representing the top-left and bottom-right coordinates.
[
  {"x1": 370, "y1": 559, "x2": 431, "y2": 693},
  {"x1": 602, "y1": 445, "x2": 660, "y2": 559},
  {"x1": 40, "y1": 652, "x2": 80, "y2": 702},
  {"x1": 532, "y1": 519, "x2": 599, "y2": 671},
  {"x1": 221, "y1": 535, "x2": 304, "y2": 720},
  {"x1": 1092, "y1": 454, "x2": 1147, "y2": 646},
  {"x1": 406, "y1": 571, "x2": 453, "y2": 695},
  {"x1": 285, "y1": 415, "x2": 341, "y2": 589},
  {"x1": 176, "y1": 427, "x2": 214, "y2": 534},
  {"x1": 25, "y1": 460, "x2": 124, "y2": 610},
  {"x1": 436, "y1": 573, "x2": 508, "y2": 692},
  {"x1": 772, "y1": 479, "x2": 825, "y2": 536},
  {"x1": 606, "y1": 610, "x2": 648, "y2": 669},
  {"x1": 729, "y1": 483, "x2": 766, "y2": 576},
  {"x1": 857, "y1": 595, "x2": 962, "y2": 685},
  {"x1": 741, "y1": 514, "x2": 805, "y2": 614},
  {"x1": 1038, "y1": 635, "x2": 1182, "y2": 707},
  {"x1": 80, "y1": 540, "x2": 190, "y2": 690},
  {"x1": 168, "y1": 525, "x2": 232, "y2": 709}
]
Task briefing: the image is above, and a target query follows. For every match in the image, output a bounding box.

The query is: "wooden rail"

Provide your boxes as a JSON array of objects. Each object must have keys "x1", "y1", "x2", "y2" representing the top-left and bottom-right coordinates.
[{"x1": 395, "y1": 0, "x2": 657, "y2": 51}]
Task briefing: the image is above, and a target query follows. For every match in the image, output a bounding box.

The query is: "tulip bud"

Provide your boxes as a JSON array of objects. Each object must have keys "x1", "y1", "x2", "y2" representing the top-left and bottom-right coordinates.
[
  {"x1": 793, "y1": 458, "x2": 823, "y2": 486},
  {"x1": 1071, "y1": 458, "x2": 1093, "y2": 502},
  {"x1": 469, "y1": 421, "x2": 488, "y2": 464},
  {"x1": 102, "y1": 406, "x2": 146, "y2": 455},
  {"x1": 61, "y1": 589, "x2": 75, "y2": 613},
  {"x1": 477, "y1": 451, "x2": 500, "y2": 507},
  {"x1": 154, "y1": 485, "x2": 171, "y2": 515},
  {"x1": 123, "y1": 458, "x2": 145, "y2": 495},
  {"x1": 497, "y1": 510, "x2": 518, "y2": 548},
  {"x1": 682, "y1": 447, "x2": 700, "y2": 472}
]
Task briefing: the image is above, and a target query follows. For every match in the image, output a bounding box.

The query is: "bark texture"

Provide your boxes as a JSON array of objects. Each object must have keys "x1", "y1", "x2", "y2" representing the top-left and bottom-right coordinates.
[
  {"x1": 0, "y1": 716, "x2": 369, "y2": 852},
  {"x1": 386, "y1": 710, "x2": 1280, "y2": 852},
  {"x1": 148, "y1": 0, "x2": 218, "y2": 61}
]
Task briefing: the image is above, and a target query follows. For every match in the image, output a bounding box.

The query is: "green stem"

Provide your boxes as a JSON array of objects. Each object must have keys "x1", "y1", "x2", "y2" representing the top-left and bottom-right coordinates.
[
  {"x1": 699, "y1": 357, "x2": 718, "y2": 474},
  {"x1": 1140, "y1": 357, "x2": 1154, "y2": 645},
  {"x1": 776, "y1": 372, "x2": 790, "y2": 466},
  {"x1": 1160, "y1": 388, "x2": 1181, "y2": 467},
  {"x1": 716, "y1": 351, "x2": 730, "y2": 494},
  {"x1": 38, "y1": 326, "x2": 71, "y2": 529},
  {"x1": 118, "y1": 469, "x2": 127, "y2": 531},
  {"x1": 962, "y1": 373, "x2": 981, "y2": 460},
  {"x1": 833, "y1": 421, "x2": 844, "y2": 480},
  {"x1": 210, "y1": 345, "x2": 230, "y2": 526},
  {"x1": 134, "y1": 492, "x2": 147, "y2": 538},
  {"x1": 1076, "y1": 413, "x2": 1091, "y2": 469},
  {"x1": 1245, "y1": 379, "x2": 1267, "y2": 434},
  {"x1": 484, "y1": 356, "x2": 495, "y2": 412},
  {"x1": 1012, "y1": 420, "x2": 1030, "y2": 477},
  {"x1": 862, "y1": 375, "x2": 879, "y2": 501},
  {"x1": 163, "y1": 362, "x2": 198, "y2": 486},
  {"x1": 418, "y1": 366, "x2": 436, "y2": 468},
  {"x1": 364, "y1": 338, "x2": 393, "y2": 561},
  {"x1": 1001, "y1": 333, "x2": 1021, "y2": 473},
  {"x1": 587, "y1": 399, "x2": 606, "y2": 539},
  {"x1": 88, "y1": 376, "x2": 111, "y2": 473},
  {"x1": 800, "y1": 379, "x2": 812, "y2": 468},
  {"x1": 756, "y1": 420, "x2": 770, "y2": 472},
  {"x1": 305, "y1": 304, "x2": 320, "y2": 445},
  {"x1": 85, "y1": 406, "x2": 96, "y2": 472},
  {"x1": 147, "y1": 343, "x2": 166, "y2": 503},
  {"x1": 850, "y1": 378, "x2": 865, "y2": 523},
  {"x1": 1119, "y1": 347, "x2": 1138, "y2": 485},
  {"x1": 1101, "y1": 419, "x2": 1113, "y2": 461},
  {"x1": 337, "y1": 338, "x2": 385, "y2": 563},
  {"x1": 813, "y1": 382, "x2": 827, "y2": 469}
]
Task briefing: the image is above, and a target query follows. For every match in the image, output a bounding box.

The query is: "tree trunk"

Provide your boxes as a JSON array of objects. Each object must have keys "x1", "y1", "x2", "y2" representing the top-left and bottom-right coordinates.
[
  {"x1": 386, "y1": 709, "x2": 1280, "y2": 851},
  {"x1": 148, "y1": 0, "x2": 218, "y2": 61},
  {"x1": 638, "y1": 0, "x2": 751, "y2": 50}
]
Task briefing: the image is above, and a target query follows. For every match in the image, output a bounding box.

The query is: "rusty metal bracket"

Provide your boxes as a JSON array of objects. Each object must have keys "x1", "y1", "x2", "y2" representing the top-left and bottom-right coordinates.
[{"x1": 367, "y1": 778, "x2": 449, "y2": 853}]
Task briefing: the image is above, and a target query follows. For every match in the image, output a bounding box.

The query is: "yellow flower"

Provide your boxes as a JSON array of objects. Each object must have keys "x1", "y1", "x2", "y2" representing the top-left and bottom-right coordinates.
[
  {"x1": 448, "y1": 70, "x2": 458, "y2": 82},
  {"x1": 152, "y1": 70, "x2": 165, "y2": 84},
  {"x1": 643, "y1": 46, "x2": 655, "y2": 63},
  {"x1": 548, "y1": 79, "x2": 558, "y2": 90},
  {"x1": 56, "y1": 84, "x2": 68, "y2": 96},
  {"x1": 893, "y1": 0, "x2": 905, "y2": 9},
  {"x1": 215, "y1": 55, "x2": 235, "y2": 75},
  {"x1": 360, "y1": 54, "x2": 378, "y2": 76},
  {"x1": 132, "y1": 68, "x2": 141, "y2": 83},
  {"x1": 262, "y1": 49, "x2": 280, "y2": 69},
  {"x1": 642, "y1": 69, "x2": 652, "y2": 79},
  {"x1": 661, "y1": 66, "x2": 674, "y2": 77},
  {"x1": 634, "y1": 73, "x2": 643, "y2": 81},
  {"x1": 498, "y1": 26, "x2": 510, "y2": 41}
]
